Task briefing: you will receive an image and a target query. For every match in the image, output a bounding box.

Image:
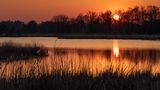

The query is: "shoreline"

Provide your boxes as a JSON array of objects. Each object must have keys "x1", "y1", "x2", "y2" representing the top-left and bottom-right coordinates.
[
  {"x1": 58, "y1": 34, "x2": 160, "y2": 40},
  {"x1": 0, "y1": 34, "x2": 160, "y2": 40}
]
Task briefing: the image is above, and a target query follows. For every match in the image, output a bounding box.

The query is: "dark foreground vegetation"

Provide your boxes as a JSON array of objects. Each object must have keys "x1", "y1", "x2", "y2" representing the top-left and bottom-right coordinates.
[
  {"x1": 0, "y1": 71, "x2": 160, "y2": 90},
  {"x1": 0, "y1": 42, "x2": 48, "y2": 61},
  {"x1": 0, "y1": 5, "x2": 160, "y2": 37}
]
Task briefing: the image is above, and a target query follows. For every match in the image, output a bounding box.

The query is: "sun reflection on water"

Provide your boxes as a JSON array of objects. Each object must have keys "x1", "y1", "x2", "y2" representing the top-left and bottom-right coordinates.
[{"x1": 113, "y1": 40, "x2": 119, "y2": 57}]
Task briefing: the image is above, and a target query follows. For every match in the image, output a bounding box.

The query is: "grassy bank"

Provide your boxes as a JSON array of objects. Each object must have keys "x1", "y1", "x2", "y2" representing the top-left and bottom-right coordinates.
[{"x1": 0, "y1": 42, "x2": 48, "y2": 61}]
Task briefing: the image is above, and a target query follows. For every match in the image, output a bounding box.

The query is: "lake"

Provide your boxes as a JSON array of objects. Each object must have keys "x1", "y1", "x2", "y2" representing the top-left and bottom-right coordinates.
[
  {"x1": 0, "y1": 37, "x2": 160, "y2": 79},
  {"x1": 0, "y1": 37, "x2": 160, "y2": 49}
]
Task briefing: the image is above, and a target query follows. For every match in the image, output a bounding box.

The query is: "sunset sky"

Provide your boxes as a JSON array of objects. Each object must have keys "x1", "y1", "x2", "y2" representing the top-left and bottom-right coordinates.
[{"x1": 0, "y1": 0, "x2": 160, "y2": 22}]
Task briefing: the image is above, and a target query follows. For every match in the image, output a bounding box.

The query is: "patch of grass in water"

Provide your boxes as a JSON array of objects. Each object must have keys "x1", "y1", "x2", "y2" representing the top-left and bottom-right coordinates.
[{"x1": 0, "y1": 42, "x2": 48, "y2": 61}]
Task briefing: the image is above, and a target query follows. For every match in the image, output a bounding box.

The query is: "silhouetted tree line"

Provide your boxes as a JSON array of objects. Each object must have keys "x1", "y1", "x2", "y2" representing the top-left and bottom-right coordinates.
[{"x1": 0, "y1": 5, "x2": 160, "y2": 36}]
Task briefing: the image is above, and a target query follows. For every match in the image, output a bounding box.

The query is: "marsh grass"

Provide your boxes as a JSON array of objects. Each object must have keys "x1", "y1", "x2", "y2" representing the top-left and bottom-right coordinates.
[{"x1": 0, "y1": 44, "x2": 160, "y2": 90}]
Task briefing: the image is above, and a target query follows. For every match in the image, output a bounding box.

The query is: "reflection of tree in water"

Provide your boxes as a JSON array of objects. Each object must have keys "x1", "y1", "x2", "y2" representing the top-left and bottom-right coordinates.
[
  {"x1": 120, "y1": 49, "x2": 160, "y2": 63},
  {"x1": 104, "y1": 50, "x2": 111, "y2": 59},
  {"x1": 52, "y1": 48, "x2": 160, "y2": 64}
]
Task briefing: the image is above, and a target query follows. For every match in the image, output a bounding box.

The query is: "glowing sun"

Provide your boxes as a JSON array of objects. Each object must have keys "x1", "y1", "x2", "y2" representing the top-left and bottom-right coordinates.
[{"x1": 113, "y1": 14, "x2": 120, "y2": 21}]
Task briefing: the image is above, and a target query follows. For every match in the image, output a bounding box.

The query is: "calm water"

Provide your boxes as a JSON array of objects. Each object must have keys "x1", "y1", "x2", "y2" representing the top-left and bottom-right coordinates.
[
  {"x1": 0, "y1": 37, "x2": 160, "y2": 79},
  {"x1": 0, "y1": 37, "x2": 160, "y2": 49}
]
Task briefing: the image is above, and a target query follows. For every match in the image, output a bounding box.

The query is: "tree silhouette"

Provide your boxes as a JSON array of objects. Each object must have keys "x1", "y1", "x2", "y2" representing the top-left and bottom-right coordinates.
[{"x1": 99, "y1": 11, "x2": 112, "y2": 33}]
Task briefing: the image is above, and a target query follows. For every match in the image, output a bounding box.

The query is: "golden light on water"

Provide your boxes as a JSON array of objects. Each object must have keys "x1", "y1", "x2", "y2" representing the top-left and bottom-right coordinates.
[
  {"x1": 113, "y1": 40, "x2": 119, "y2": 57},
  {"x1": 113, "y1": 46, "x2": 119, "y2": 57}
]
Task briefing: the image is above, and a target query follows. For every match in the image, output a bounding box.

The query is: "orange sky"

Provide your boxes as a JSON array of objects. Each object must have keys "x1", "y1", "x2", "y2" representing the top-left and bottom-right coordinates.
[{"x1": 0, "y1": 0, "x2": 160, "y2": 22}]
